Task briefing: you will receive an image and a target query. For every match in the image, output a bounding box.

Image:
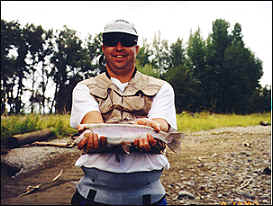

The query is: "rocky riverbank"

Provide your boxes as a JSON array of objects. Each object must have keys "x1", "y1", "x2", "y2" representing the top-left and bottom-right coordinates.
[{"x1": 1, "y1": 125, "x2": 271, "y2": 205}]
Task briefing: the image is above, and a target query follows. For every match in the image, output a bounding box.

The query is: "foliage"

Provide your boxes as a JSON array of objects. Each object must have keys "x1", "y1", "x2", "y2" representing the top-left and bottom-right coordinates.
[
  {"x1": 1, "y1": 114, "x2": 77, "y2": 139},
  {"x1": 136, "y1": 38, "x2": 151, "y2": 67},
  {"x1": 169, "y1": 37, "x2": 186, "y2": 68},
  {"x1": 177, "y1": 111, "x2": 271, "y2": 132},
  {"x1": 149, "y1": 31, "x2": 171, "y2": 73},
  {"x1": 1, "y1": 20, "x2": 48, "y2": 114},
  {"x1": 50, "y1": 26, "x2": 88, "y2": 113},
  {"x1": 137, "y1": 63, "x2": 160, "y2": 78},
  {"x1": 162, "y1": 65, "x2": 201, "y2": 113},
  {"x1": 1, "y1": 113, "x2": 270, "y2": 139},
  {"x1": 1, "y1": 18, "x2": 271, "y2": 115}
]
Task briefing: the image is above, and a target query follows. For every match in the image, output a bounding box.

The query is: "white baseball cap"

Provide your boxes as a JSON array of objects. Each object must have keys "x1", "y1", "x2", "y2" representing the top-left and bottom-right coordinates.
[{"x1": 103, "y1": 19, "x2": 138, "y2": 36}]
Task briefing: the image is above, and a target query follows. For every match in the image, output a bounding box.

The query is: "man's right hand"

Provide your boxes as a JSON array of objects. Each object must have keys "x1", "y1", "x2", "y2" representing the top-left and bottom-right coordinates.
[{"x1": 76, "y1": 125, "x2": 107, "y2": 152}]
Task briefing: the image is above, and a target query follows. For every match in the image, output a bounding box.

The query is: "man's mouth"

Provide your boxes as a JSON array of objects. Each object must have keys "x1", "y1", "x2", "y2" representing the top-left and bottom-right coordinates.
[
  {"x1": 113, "y1": 54, "x2": 127, "y2": 58},
  {"x1": 112, "y1": 54, "x2": 128, "y2": 62}
]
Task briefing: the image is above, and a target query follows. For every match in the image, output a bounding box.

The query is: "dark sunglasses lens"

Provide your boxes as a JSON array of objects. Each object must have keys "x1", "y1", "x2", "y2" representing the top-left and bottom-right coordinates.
[
  {"x1": 103, "y1": 33, "x2": 137, "y2": 47},
  {"x1": 120, "y1": 38, "x2": 137, "y2": 47},
  {"x1": 103, "y1": 36, "x2": 118, "y2": 46}
]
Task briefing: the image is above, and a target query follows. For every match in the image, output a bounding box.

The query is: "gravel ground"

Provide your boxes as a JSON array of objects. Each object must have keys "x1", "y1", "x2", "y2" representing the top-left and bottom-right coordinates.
[
  {"x1": 1, "y1": 125, "x2": 271, "y2": 205},
  {"x1": 162, "y1": 125, "x2": 271, "y2": 205}
]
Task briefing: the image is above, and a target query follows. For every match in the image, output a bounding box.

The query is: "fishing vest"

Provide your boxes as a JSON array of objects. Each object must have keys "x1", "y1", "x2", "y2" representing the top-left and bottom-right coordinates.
[{"x1": 80, "y1": 71, "x2": 165, "y2": 122}]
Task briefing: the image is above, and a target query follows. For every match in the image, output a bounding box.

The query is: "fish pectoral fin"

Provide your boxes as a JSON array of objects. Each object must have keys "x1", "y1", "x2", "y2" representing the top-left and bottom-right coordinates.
[{"x1": 121, "y1": 142, "x2": 131, "y2": 154}]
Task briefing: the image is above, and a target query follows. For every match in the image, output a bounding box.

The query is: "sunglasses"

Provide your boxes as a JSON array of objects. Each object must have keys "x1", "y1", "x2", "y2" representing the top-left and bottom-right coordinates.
[{"x1": 103, "y1": 32, "x2": 138, "y2": 47}]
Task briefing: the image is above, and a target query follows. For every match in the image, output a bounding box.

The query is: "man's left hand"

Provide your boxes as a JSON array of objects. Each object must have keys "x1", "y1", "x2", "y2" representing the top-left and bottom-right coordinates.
[
  {"x1": 136, "y1": 118, "x2": 161, "y2": 132},
  {"x1": 134, "y1": 118, "x2": 166, "y2": 152}
]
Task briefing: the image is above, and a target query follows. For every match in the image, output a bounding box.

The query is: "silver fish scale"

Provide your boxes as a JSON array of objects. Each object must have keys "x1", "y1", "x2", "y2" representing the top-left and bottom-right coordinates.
[
  {"x1": 75, "y1": 123, "x2": 183, "y2": 153},
  {"x1": 84, "y1": 123, "x2": 168, "y2": 144}
]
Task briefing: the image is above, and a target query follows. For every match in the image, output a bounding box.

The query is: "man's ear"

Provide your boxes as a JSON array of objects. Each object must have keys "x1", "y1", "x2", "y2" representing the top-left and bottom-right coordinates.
[{"x1": 135, "y1": 45, "x2": 139, "y2": 54}]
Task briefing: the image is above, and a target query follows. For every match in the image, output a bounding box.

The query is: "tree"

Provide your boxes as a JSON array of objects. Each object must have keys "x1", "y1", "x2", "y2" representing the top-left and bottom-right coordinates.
[
  {"x1": 221, "y1": 23, "x2": 263, "y2": 113},
  {"x1": 206, "y1": 19, "x2": 232, "y2": 112},
  {"x1": 1, "y1": 18, "x2": 269, "y2": 114},
  {"x1": 84, "y1": 33, "x2": 103, "y2": 75},
  {"x1": 50, "y1": 26, "x2": 89, "y2": 113},
  {"x1": 186, "y1": 28, "x2": 207, "y2": 110},
  {"x1": 231, "y1": 23, "x2": 244, "y2": 47},
  {"x1": 137, "y1": 63, "x2": 160, "y2": 78},
  {"x1": 1, "y1": 20, "x2": 33, "y2": 114},
  {"x1": 136, "y1": 38, "x2": 151, "y2": 67},
  {"x1": 169, "y1": 37, "x2": 186, "y2": 68},
  {"x1": 163, "y1": 65, "x2": 201, "y2": 113},
  {"x1": 150, "y1": 31, "x2": 171, "y2": 74},
  {"x1": 248, "y1": 85, "x2": 271, "y2": 113},
  {"x1": 23, "y1": 23, "x2": 53, "y2": 114}
]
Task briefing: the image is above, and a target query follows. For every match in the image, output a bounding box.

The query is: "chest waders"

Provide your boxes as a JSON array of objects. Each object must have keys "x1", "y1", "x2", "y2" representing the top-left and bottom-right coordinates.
[{"x1": 76, "y1": 167, "x2": 165, "y2": 205}]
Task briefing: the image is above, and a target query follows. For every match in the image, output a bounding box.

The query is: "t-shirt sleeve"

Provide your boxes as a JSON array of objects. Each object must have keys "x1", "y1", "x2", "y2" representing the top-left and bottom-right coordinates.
[
  {"x1": 148, "y1": 82, "x2": 177, "y2": 130},
  {"x1": 70, "y1": 83, "x2": 100, "y2": 128}
]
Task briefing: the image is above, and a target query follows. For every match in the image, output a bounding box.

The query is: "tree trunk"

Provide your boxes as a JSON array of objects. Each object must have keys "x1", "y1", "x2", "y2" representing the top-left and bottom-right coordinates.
[{"x1": 4, "y1": 128, "x2": 56, "y2": 149}]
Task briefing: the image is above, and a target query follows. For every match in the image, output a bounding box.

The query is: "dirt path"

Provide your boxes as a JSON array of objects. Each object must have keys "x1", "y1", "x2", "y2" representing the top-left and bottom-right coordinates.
[{"x1": 1, "y1": 125, "x2": 271, "y2": 205}]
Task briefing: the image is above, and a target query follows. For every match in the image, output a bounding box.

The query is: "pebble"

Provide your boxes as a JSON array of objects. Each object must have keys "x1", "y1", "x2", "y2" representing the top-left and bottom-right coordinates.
[
  {"x1": 217, "y1": 194, "x2": 223, "y2": 198},
  {"x1": 177, "y1": 190, "x2": 195, "y2": 200},
  {"x1": 262, "y1": 166, "x2": 271, "y2": 175},
  {"x1": 164, "y1": 125, "x2": 271, "y2": 205}
]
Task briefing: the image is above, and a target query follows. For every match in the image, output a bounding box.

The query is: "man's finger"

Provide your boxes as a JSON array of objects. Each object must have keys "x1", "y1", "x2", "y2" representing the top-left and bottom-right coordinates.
[
  {"x1": 144, "y1": 135, "x2": 151, "y2": 151},
  {"x1": 93, "y1": 133, "x2": 99, "y2": 149},
  {"x1": 146, "y1": 121, "x2": 160, "y2": 132},
  {"x1": 139, "y1": 136, "x2": 150, "y2": 151},
  {"x1": 87, "y1": 133, "x2": 94, "y2": 151},
  {"x1": 134, "y1": 138, "x2": 140, "y2": 146},
  {"x1": 139, "y1": 138, "x2": 144, "y2": 148},
  {"x1": 152, "y1": 122, "x2": 161, "y2": 132},
  {"x1": 148, "y1": 134, "x2": 157, "y2": 146},
  {"x1": 136, "y1": 119, "x2": 160, "y2": 132},
  {"x1": 100, "y1": 136, "x2": 107, "y2": 146},
  {"x1": 77, "y1": 124, "x2": 87, "y2": 132},
  {"x1": 78, "y1": 136, "x2": 88, "y2": 150},
  {"x1": 136, "y1": 119, "x2": 147, "y2": 126}
]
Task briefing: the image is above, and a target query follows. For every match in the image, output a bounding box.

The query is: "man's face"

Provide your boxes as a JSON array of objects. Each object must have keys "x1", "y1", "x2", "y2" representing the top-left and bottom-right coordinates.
[{"x1": 102, "y1": 33, "x2": 139, "y2": 76}]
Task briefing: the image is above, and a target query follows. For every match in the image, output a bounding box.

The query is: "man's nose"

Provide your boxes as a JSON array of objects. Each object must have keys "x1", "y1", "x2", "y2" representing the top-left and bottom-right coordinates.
[{"x1": 116, "y1": 41, "x2": 123, "y2": 50}]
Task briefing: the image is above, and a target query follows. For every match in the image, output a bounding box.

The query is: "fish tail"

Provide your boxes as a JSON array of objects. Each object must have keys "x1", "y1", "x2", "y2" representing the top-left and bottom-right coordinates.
[{"x1": 166, "y1": 132, "x2": 184, "y2": 153}]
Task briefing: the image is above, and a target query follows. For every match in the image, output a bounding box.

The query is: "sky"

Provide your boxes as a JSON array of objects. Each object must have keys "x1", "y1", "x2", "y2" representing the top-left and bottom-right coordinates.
[{"x1": 1, "y1": 1, "x2": 272, "y2": 87}]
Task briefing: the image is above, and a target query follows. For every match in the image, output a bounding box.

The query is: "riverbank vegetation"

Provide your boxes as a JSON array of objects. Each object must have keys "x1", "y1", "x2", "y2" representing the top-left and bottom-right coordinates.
[{"x1": 1, "y1": 112, "x2": 271, "y2": 139}]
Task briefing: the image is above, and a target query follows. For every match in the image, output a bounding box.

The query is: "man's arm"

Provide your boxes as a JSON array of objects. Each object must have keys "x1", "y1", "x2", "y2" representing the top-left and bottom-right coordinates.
[
  {"x1": 76, "y1": 111, "x2": 106, "y2": 152},
  {"x1": 133, "y1": 118, "x2": 168, "y2": 152},
  {"x1": 70, "y1": 83, "x2": 105, "y2": 152},
  {"x1": 80, "y1": 111, "x2": 104, "y2": 124},
  {"x1": 134, "y1": 82, "x2": 176, "y2": 152},
  {"x1": 152, "y1": 118, "x2": 169, "y2": 132}
]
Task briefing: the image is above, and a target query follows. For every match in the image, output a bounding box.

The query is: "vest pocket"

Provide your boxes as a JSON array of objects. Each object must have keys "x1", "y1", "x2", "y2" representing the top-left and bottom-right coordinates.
[
  {"x1": 98, "y1": 96, "x2": 113, "y2": 114},
  {"x1": 122, "y1": 95, "x2": 145, "y2": 111}
]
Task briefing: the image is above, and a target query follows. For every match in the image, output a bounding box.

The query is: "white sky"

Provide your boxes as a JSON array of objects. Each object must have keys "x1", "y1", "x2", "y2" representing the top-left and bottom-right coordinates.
[{"x1": 1, "y1": 1, "x2": 272, "y2": 87}]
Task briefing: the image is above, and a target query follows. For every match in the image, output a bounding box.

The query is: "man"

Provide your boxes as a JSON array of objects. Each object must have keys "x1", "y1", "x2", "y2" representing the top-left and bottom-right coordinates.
[{"x1": 70, "y1": 19, "x2": 177, "y2": 205}]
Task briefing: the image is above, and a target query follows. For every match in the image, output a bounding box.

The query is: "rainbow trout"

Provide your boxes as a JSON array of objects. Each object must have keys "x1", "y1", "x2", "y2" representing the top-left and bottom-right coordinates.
[{"x1": 73, "y1": 123, "x2": 183, "y2": 153}]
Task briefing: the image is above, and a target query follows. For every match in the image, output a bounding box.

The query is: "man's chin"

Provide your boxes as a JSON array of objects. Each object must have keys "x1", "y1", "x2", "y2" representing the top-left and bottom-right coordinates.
[
  {"x1": 111, "y1": 63, "x2": 129, "y2": 71},
  {"x1": 111, "y1": 67, "x2": 132, "y2": 75}
]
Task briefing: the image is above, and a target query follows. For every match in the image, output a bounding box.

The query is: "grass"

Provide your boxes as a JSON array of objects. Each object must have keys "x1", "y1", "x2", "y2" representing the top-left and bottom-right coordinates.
[
  {"x1": 1, "y1": 114, "x2": 77, "y2": 139},
  {"x1": 177, "y1": 111, "x2": 271, "y2": 132},
  {"x1": 0, "y1": 112, "x2": 271, "y2": 139}
]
